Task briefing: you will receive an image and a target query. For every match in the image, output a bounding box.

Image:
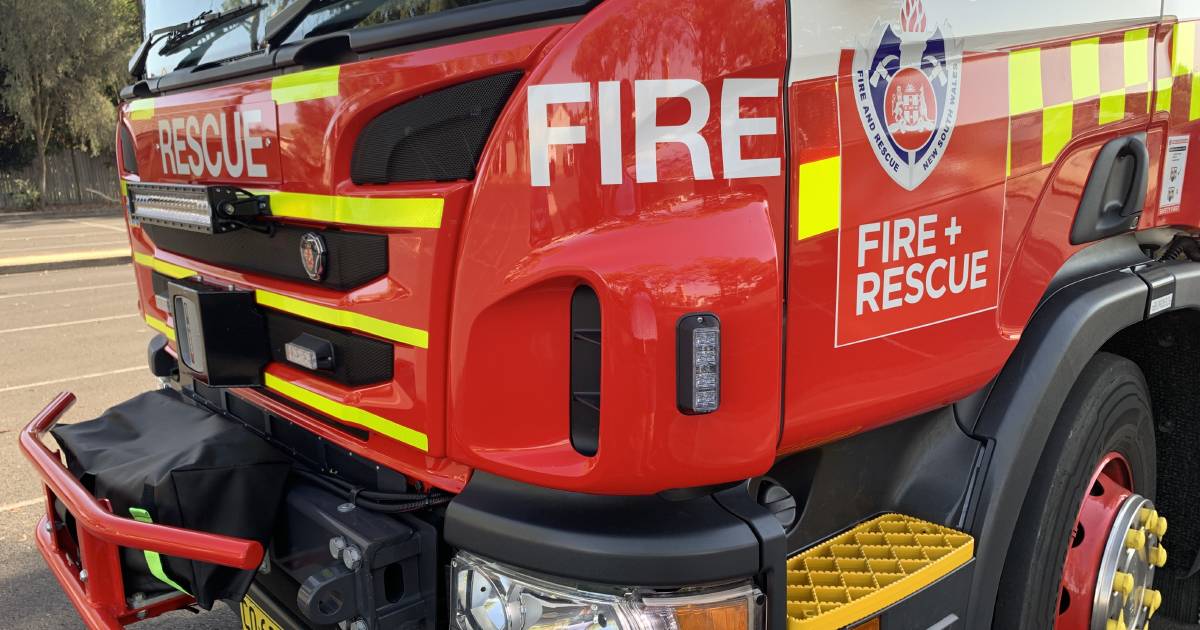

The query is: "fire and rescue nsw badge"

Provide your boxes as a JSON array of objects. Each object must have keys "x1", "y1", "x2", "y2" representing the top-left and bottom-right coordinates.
[
  {"x1": 852, "y1": 1, "x2": 963, "y2": 191},
  {"x1": 833, "y1": 0, "x2": 1006, "y2": 347}
]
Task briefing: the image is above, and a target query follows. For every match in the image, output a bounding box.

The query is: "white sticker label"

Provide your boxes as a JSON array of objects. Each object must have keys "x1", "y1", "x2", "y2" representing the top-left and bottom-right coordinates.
[
  {"x1": 1159, "y1": 135, "x2": 1190, "y2": 213},
  {"x1": 1149, "y1": 293, "x2": 1173, "y2": 316}
]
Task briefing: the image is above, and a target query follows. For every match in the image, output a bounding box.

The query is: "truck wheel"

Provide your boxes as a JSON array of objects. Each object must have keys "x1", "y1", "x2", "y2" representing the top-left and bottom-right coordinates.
[{"x1": 995, "y1": 352, "x2": 1164, "y2": 630}]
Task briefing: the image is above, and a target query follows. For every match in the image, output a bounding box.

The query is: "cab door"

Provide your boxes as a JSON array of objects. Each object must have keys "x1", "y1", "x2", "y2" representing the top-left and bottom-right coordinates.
[{"x1": 781, "y1": 0, "x2": 1161, "y2": 452}]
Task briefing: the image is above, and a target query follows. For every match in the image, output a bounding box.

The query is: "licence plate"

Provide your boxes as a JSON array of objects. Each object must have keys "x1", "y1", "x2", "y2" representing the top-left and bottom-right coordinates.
[{"x1": 240, "y1": 596, "x2": 285, "y2": 630}]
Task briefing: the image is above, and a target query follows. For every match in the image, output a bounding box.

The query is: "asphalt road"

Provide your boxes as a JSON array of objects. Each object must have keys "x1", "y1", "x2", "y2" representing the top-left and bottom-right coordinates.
[
  {"x1": 0, "y1": 263, "x2": 237, "y2": 628},
  {"x1": 0, "y1": 212, "x2": 132, "y2": 273}
]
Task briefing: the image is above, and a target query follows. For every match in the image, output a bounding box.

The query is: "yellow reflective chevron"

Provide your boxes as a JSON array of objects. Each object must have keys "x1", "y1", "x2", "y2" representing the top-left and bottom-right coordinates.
[
  {"x1": 128, "y1": 99, "x2": 155, "y2": 121},
  {"x1": 1175, "y1": 22, "x2": 1197, "y2": 77},
  {"x1": 1192, "y1": 74, "x2": 1200, "y2": 122},
  {"x1": 1070, "y1": 38, "x2": 1100, "y2": 101},
  {"x1": 130, "y1": 254, "x2": 429, "y2": 348},
  {"x1": 132, "y1": 252, "x2": 194, "y2": 279},
  {"x1": 139, "y1": 315, "x2": 427, "y2": 451},
  {"x1": 264, "y1": 373, "x2": 428, "y2": 451},
  {"x1": 796, "y1": 156, "x2": 840, "y2": 240},
  {"x1": 1099, "y1": 90, "x2": 1126, "y2": 125},
  {"x1": 1124, "y1": 28, "x2": 1151, "y2": 88},
  {"x1": 259, "y1": 190, "x2": 444, "y2": 229},
  {"x1": 272, "y1": 66, "x2": 340, "y2": 104},
  {"x1": 1157, "y1": 77, "x2": 1175, "y2": 113},
  {"x1": 1042, "y1": 102, "x2": 1074, "y2": 165},
  {"x1": 1009, "y1": 47, "x2": 1043, "y2": 116},
  {"x1": 145, "y1": 314, "x2": 176, "y2": 341},
  {"x1": 255, "y1": 290, "x2": 429, "y2": 348}
]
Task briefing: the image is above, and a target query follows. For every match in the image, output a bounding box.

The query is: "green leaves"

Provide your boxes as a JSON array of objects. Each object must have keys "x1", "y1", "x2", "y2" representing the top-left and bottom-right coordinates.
[{"x1": 0, "y1": 0, "x2": 138, "y2": 193}]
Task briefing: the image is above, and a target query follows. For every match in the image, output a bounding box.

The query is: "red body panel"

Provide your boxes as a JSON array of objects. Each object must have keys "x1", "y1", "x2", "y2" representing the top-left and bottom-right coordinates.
[
  {"x1": 120, "y1": 0, "x2": 789, "y2": 495},
  {"x1": 115, "y1": 2, "x2": 1200, "y2": 495},
  {"x1": 447, "y1": 0, "x2": 788, "y2": 492},
  {"x1": 123, "y1": 27, "x2": 561, "y2": 491}
]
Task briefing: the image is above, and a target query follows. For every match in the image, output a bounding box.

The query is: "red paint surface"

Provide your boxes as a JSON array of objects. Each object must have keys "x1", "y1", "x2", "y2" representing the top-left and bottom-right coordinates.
[
  {"x1": 782, "y1": 21, "x2": 1170, "y2": 456},
  {"x1": 111, "y1": 7, "x2": 1200, "y2": 496}
]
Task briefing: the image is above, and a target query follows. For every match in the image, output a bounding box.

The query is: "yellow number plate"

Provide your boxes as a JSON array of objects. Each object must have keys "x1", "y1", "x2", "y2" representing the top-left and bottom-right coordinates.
[{"x1": 240, "y1": 596, "x2": 285, "y2": 630}]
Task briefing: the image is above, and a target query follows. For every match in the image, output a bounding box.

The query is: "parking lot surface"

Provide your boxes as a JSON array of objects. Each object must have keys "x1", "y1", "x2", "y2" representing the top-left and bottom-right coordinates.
[
  {"x1": 0, "y1": 262, "x2": 236, "y2": 628},
  {"x1": 0, "y1": 212, "x2": 132, "y2": 273}
]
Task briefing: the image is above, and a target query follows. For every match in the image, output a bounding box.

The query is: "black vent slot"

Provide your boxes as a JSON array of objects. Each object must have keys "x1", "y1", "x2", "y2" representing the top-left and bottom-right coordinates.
[
  {"x1": 351, "y1": 71, "x2": 522, "y2": 184},
  {"x1": 570, "y1": 285, "x2": 601, "y2": 457},
  {"x1": 144, "y1": 223, "x2": 387, "y2": 291},
  {"x1": 119, "y1": 124, "x2": 138, "y2": 175}
]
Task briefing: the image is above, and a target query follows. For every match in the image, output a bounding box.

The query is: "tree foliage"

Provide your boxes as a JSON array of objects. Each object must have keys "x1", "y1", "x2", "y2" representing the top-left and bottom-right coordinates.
[
  {"x1": 0, "y1": 0, "x2": 138, "y2": 196},
  {"x1": 0, "y1": 67, "x2": 35, "y2": 172}
]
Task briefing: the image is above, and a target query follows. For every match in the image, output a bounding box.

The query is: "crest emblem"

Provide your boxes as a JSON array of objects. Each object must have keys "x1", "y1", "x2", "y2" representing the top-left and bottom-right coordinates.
[
  {"x1": 852, "y1": 0, "x2": 962, "y2": 190},
  {"x1": 299, "y1": 232, "x2": 327, "y2": 282}
]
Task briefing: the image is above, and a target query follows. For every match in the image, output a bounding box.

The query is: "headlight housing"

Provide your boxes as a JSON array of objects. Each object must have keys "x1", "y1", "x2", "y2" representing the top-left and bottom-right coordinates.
[{"x1": 451, "y1": 552, "x2": 764, "y2": 630}]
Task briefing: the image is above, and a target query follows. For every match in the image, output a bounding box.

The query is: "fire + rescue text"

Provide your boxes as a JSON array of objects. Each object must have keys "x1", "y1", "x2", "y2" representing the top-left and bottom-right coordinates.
[{"x1": 855, "y1": 214, "x2": 989, "y2": 315}]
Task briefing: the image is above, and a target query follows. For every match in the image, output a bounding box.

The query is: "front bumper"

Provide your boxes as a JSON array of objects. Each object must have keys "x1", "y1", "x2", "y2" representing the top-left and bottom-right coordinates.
[
  {"x1": 445, "y1": 471, "x2": 789, "y2": 630},
  {"x1": 19, "y1": 392, "x2": 264, "y2": 628},
  {"x1": 23, "y1": 384, "x2": 972, "y2": 630}
]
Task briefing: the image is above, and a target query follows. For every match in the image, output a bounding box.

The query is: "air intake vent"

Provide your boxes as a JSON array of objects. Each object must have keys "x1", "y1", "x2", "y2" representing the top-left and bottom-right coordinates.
[
  {"x1": 119, "y1": 124, "x2": 138, "y2": 175},
  {"x1": 570, "y1": 285, "x2": 601, "y2": 457},
  {"x1": 350, "y1": 72, "x2": 522, "y2": 184}
]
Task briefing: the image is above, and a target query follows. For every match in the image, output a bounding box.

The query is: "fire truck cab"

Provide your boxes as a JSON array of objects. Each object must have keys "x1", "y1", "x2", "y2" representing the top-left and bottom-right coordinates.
[{"x1": 20, "y1": 1, "x2": 1200, "y2": 629}]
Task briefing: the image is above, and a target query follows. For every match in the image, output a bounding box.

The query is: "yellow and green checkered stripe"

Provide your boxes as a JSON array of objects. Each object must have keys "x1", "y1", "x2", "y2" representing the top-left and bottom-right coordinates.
[
  {"x1": 1163, "y1": 21, "x2": 1200, "y2": 121},
  {"x1": 1007, "y1": 26, "x2": 1155, "y2": 174}
]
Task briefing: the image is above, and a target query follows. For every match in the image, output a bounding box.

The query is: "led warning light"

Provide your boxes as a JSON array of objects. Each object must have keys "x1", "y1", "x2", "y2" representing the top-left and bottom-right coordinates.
[
  {"x1": 677, "y1": 313, "x2": 721, "y2": 414},
  {"x1": 284, "y1": 333, "x2": 335, "y2": 371},
  {"x1": 127, "y1": 182, "x2": 268, "y2": 234},
  {"x1": 130, "y1": 183, "x2": 213, "y2": 233}
]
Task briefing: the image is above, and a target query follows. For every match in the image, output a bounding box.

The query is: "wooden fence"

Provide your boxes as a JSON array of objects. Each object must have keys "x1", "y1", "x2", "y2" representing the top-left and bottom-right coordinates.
[{"x1": 0, "y1": 150, "x2": 120, "y2": 209}]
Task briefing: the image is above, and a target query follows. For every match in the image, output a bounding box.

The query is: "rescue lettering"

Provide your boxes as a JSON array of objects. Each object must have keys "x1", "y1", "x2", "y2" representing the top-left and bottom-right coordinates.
[
  {"x1": 527, "y1": 79, "x2": 781, "y2": 186},
  {"x1": 854, "y1": 214, "x2": 989, "y2": 316},
  {"x1": 156, "y1": 110, "x2": 268, "y2": 179}
]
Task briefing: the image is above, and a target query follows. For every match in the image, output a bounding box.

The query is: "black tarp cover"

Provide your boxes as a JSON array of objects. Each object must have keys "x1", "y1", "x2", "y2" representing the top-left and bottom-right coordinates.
[{"x1": 52, "y1": 389, "x2": 291, "y2": 608}]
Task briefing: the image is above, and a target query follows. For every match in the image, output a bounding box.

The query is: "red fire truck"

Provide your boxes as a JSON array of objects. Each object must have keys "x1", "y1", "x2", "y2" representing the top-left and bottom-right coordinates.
[{"x1": 20, "y1": 0, "x2": 1200, "y2": 628}]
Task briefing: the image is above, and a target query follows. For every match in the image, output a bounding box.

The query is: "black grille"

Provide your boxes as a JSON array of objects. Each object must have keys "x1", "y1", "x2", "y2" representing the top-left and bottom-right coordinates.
[
  {"x1": 196, "y1": 383, "x2": 372, "y2": 443},
  {"x1": 351, "y1": 72, "x2": 522, "y2": 184},
  {"x1": 150, "y1": 270, "x2": 170, "y2": 298},
  {"x1": 265, "y1": 312, "x2": 393, "y2": 386},
  {"x1": 144, "y1": 224, "x2": 387, "y2": 291},
  {"x1": 569, "y1": 285, "x2": 600, "y2": 457},
  {"x1": 119, "y1": 124, "x2": 138, "y2": 175}
]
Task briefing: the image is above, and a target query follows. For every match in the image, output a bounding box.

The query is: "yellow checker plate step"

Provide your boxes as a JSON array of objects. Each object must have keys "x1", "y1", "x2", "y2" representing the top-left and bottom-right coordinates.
[{"x1": 787, "y1": 513, "x2": 974, "y2": 630}]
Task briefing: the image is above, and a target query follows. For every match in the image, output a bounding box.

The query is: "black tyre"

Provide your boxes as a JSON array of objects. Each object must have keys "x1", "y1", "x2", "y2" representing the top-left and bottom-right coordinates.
[{"x1": 994, "y1": 352, "x2": 1156, "y2": 629}]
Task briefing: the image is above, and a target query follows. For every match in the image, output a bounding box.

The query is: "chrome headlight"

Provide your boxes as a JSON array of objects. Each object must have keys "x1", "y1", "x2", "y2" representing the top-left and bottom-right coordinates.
[{"x1": 451, "y1": 552, "x2": 764, "y2": 630}]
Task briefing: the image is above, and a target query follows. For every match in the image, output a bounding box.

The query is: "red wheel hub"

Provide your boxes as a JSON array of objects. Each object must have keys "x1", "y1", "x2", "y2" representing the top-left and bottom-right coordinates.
[
  {"x1": 1055, "y1": 453, "x2": 1168, "y2": 630},
  {"x1": 1056, "y1": 454, "x2": 1133, "y2": 630}
]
